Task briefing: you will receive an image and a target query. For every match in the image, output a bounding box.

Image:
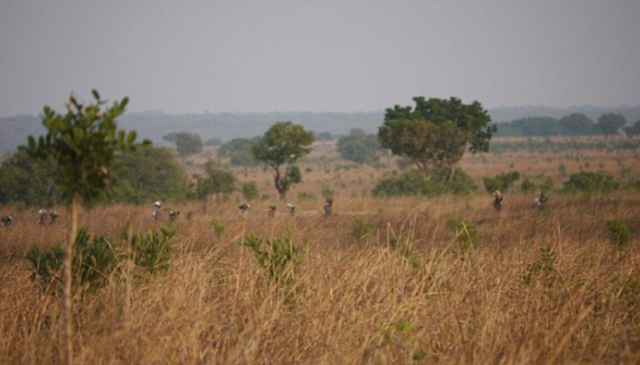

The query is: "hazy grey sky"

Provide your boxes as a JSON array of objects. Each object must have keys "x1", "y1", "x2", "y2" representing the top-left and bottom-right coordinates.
[{"x1": 1, "y1": 0, "x2": 639, "y2": 117}]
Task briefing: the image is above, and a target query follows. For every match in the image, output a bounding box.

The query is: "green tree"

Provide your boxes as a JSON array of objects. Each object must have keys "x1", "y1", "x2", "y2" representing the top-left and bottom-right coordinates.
[
  {"x1": 22, "y1": 90, "x2": 143, "y2": 365},
  {"x1": 378, "y1": 96, "x2": 495, "y2": 180},
  {"x1": 0, "y1": 149, "x2": 59, "y2": 207},
  {"x1": 336, "y1": 128, "x2": 382, "y2": 165},
  {"x1": 174, "y1": 132, "x2": 203, "y2": 157},
  {"x1": 623, "y1": 120, "x2": 640, "y2": 138},
  {"x1": 196, "y1": 159, "x2": 237, "y2": 201},
  {"x1": 242, "y1": 181, "x2": 260, "y2": 202},
  {"x1": 252, "y1": 121, "x2": 314, "y2": 199},
  {"x1": 558, "y1": 113, "x2": 597, "y2": 135},
  {"x1": 510, "y1": 117, "x2": 559, "y2": 136},
  {"x1": 109, "y1": 146, "x2": 189, "y2": 204},
  {"x1": 596, "y1": 113, "x2": 626, "y2": 137},
  {"x1": 217, "y1": 137, "x2": 260, "y2": 168}
]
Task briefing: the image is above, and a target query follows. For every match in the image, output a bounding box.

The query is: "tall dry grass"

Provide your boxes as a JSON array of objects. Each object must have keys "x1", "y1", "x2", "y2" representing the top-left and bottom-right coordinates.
[{"x1": 1, "y1": 192, "x2": 639, "y2": 364}]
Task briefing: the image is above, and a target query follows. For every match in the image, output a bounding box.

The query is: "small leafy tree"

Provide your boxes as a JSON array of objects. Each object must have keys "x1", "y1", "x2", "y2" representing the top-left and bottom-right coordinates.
[
  {"x1": 22, "y1": 90, "x2": 143, "y2": 365},
  {"x1": 252, "y1": 121, "x2": 314, "y2": 199},
  {"x1": 197, "y1": 159, "x2": 237, "y2": 201},
  {"x1": 173, "y1": 132, "x2": 203, "y2": 157}
]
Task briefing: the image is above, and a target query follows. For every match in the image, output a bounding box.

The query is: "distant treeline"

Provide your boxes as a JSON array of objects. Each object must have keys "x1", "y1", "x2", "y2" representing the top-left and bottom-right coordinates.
[{"x1": 495, "y1": 113, "x2": 640, "y2": 137}]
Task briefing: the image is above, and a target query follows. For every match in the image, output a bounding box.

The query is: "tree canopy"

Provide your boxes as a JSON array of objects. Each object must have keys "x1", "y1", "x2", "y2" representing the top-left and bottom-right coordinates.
[
  {"x1": 252, "y1": 121, "x2": 314, "y2": 199},
  {"x1": 558, "y1": 113, "x2": 597, "y2": 136},
  {"x1": 336, "y1": 128, "x2": 382, "y2": 165},
  {"x1": 217, "y1": 137, "x2": 260, "y2": 167},
  {"x1": 596, "y1": 113, "x2": 627, "y2": 136},
  {"x1": 165, "y1": 132, "x2": 203, "y2": 157},
  {"x1": 378, "y1": 96, "x2": 495, "y2": 180}
]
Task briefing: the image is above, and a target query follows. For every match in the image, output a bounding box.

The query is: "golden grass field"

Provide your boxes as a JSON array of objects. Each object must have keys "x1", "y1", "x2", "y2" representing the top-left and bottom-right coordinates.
[{"x1": 1, "y1": 137, "x2": 639, "y2": 364}]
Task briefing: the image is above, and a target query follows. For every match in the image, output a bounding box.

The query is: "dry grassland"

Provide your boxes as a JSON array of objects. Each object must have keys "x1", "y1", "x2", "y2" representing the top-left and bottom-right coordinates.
[{"x1": 1, "y1": 140, "x2": 639, "y2": 364}]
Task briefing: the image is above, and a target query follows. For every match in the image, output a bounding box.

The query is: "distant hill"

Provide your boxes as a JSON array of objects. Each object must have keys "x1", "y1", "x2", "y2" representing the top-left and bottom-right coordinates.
[{"x1": 2, "y1": 105, "x2": 639, "y2": 153}]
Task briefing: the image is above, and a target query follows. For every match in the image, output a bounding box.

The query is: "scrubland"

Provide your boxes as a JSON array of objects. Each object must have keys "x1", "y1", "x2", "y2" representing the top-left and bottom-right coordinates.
[{"x1": 1, "y1": 138, "x2": 639, "y2": 364}]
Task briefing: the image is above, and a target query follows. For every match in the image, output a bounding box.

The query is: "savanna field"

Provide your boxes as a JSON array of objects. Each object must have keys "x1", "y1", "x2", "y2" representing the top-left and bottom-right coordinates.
[{"x1": 1, "y1": 137, "x2": 639, "y2": 364}]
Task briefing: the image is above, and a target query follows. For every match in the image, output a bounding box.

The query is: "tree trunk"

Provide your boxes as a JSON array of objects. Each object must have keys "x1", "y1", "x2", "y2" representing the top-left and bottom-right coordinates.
[
  {"x1": 274, "y1": 167, "x2": 286, "y2": 200},
  {"x1": 447, "y1": 165, "x2": 456, "y2": 181},
  {"x1": 64, "y1": 193, "x2": 79, "y2": 365}
]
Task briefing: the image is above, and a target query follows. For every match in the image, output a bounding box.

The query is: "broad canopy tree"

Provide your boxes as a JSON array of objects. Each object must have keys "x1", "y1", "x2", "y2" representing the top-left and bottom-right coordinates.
[
  {"x1": 378, "y1": 96, "x2": 495, "y2": 180},
  {"x1": 252, "y1": 121, "x2": 314, "y2": 200},
  {"x1": 596, "y1": 113, "x2": 627, "y2": 137}
]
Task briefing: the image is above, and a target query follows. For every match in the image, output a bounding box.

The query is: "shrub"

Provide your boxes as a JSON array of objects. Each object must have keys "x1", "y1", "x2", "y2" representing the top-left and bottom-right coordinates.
[
  {"x1": 373, "y1": 168, "x2": 478, "y2": 197},
  {"x1": 212, "y1": 219, "x2": 225, "y2": 238},
  {"x1": 446, "y1": 218, "x2": 477, "y2": 251},
  {"x1": 606, "y1": 219, "x2": 630, "y2": 249},
  {"x1": 520, "y1": 178, "x2": 537, "y2": 193},
  {"x1": 26, "y1": 229, "x2": 120, "y2": 294},
  {"x1": 241, "y1": 181, "x2": 260, "y2": 202},
  {"x1": 241, "y1": 234, "x2": 304, "y2": 295},
  {"x1": 350, "y1": 217, "x2": 374, "y2": 242},
  {"x1": 130, "y1": 224, "x2": 175, "y2": 274},
  {"x1": 562, "y1": 171, "x2": 619, "y2": 193},
  {"x1": 482, "y1": 171, "x2": 520, "y2": 193}
]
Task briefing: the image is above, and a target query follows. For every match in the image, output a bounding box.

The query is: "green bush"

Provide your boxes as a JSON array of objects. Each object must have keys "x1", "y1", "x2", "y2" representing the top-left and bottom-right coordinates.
[
  {"x1": 26, "y1": 229, "x2": 120, "y2": 294},
  {"x1": 446, "y1": 218, "x2": 477, "y2": 251},
  {"x1": 606, "y1": 219, "x2": 630, "y2": 249},
  {"x1": 372, "y1": 168, "x2": 478, "y2": 197},
  {"x1": 130, "y1": 224, "x2": 175, "y2": 274},
  {"x1": 482, "y1": 171, "x2": 520, "y2": 193},
  {"x1": 520, "y1": 178, "x2": 537, "y2": 193},
  {"x1": 562, "y1": 171, "x2": 619, "y2": 193},
  {"x1": 350, "y1": 217, "x2": 374, "y2": 242},
  {"x1": 241, "y1": 234, "x2": 304, "y2": 295}
]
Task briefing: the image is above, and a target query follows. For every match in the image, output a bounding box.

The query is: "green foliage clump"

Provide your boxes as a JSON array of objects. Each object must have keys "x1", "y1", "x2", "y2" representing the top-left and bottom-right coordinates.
[
  {"x1": 522, "y1": 247, "x2": 556, "y2": 285},
  {"x1": 26, "y1": 224, "x2": 175, "y2": 294},
  {"x1": 446, "y1": 218, "x2": 477, "y2": 251},
  {"x1": 241, "y1": 181, "x2": 260, "y2": 202},
  {"x1": 164, "y1": 132, "x2": 203, "y2": 157},
  {"x1": 196, "y1": 159, "x2": 237, "y2": 201},
  {"x1": 217, "y1": 137, "x2": 260, "y2": 168},
  {"x1": 212, "y1": 220, "x2": 225, "y2": 238},
  {"x1": 520, "y1": 178, "x2": 537, "y2": 193},
  {"x1": 336, "y1": 128, "x2": 382, "y2": 165},
  {"x1": 241, "y1": 234, "x2": 304, "y2": 295},
  {"x1": 26, "y1": 229, "x2": 119, "y2": 294},
  {"x1": 373, "y1": 168, "x2": 478, "y2": 197},
  {"x1": 350, "y1": 217, "x2": 374, "y2": 242},
  {"x1": 0, "y1": 149, "x2": 59, "y2": 207},
  {"x1": 562, "y1": 171, "x2": 619, "y2": 193},
  {"x1": 110, "y1": 146, "x2": 190, "y2": 204},
  {"x1": 321, "y1": 185, "x2": 335, "y2": 200},
  {"x1": 482, "y1": 171, "x2": 520, "y2": 193},
  {"x1": 130, "y1": 224, "x2": 175, "y2": 274},
  {"x1": 606, "y1": 219, "x2": 630, "y2": 249}
]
